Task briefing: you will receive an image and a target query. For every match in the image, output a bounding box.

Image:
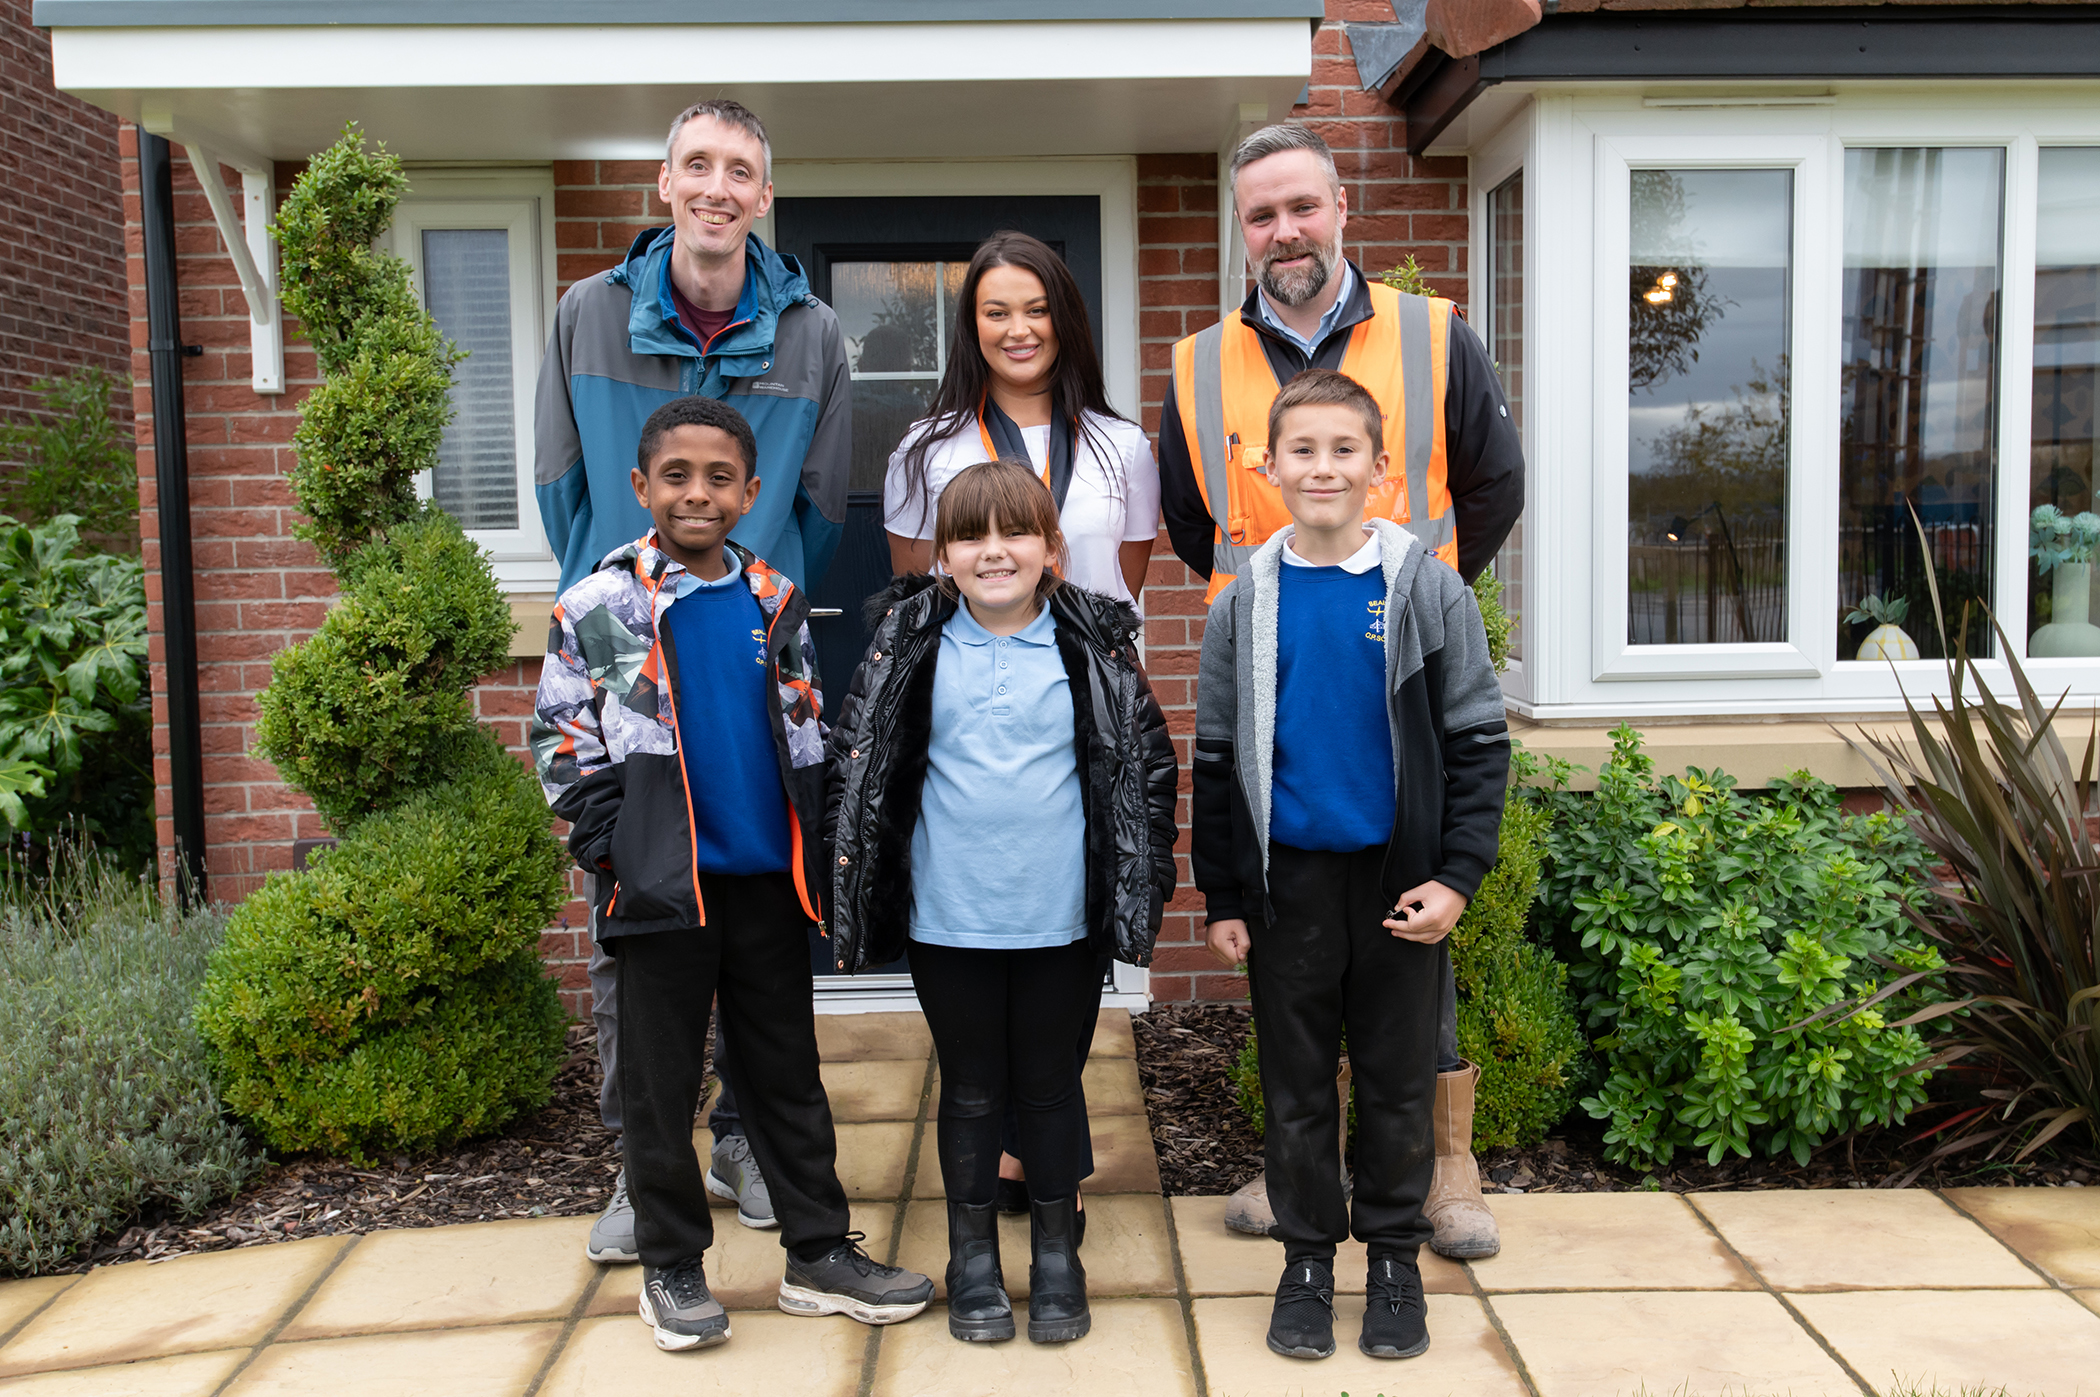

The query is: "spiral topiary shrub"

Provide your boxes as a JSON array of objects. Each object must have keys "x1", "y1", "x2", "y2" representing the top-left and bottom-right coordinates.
[{"x1": 198, "y1": 126, "x2": 567, "y2": 1163}]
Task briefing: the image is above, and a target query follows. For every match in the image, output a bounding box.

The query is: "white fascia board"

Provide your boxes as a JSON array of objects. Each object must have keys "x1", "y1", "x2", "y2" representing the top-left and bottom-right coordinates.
[{"x1": 53, "y1": 19, "x2": 1311, "y2": 90}]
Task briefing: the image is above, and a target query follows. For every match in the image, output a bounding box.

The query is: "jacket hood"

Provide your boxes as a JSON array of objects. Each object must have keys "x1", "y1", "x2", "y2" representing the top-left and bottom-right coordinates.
[{"x1": 611, "y1": 226, "x2": 815, "y2": 377}]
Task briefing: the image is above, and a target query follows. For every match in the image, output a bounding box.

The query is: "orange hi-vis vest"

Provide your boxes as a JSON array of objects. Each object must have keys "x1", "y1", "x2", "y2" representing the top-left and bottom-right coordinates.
[{"x1": 1172, "y1": 281, "x2": 1458, "y2": 603}]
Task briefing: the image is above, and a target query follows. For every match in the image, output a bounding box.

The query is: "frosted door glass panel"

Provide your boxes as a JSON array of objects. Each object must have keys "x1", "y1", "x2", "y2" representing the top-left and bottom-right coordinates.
[
  {"x1": 835, "y1": 260, "x2": 969, "y2": 496},
  {"x1": 1837, "y1": 147, "x2": 2004, "y2": 660},
  {"x1": 423, "y1": 229, "x2": 518, "y2": 531},
  {"x1": 1627, "y1": 168, "x2": 1792, "y2": 645},
  {"x1": 1489, "y1": 171, "x2": 1524, "y2": 660},
  {"x1": 2027, "y1": 148, "x2": 2100, "y2": 653}
]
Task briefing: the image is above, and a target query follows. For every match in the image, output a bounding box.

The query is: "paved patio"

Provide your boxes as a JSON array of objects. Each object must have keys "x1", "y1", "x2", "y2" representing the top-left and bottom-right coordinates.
[{"x1": 2, "y1": 1010, "x2": 2096, "y2": 1397}]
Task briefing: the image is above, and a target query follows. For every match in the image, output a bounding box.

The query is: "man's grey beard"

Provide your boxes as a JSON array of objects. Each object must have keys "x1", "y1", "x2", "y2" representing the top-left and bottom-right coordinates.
[{"x1": 1256, "y1": 234, "x2": 1340, "y2": 307}]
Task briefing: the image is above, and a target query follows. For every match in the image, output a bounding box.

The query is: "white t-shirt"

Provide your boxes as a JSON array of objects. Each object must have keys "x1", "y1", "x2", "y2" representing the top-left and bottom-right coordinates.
[{"x1": 882, "y1": 409, "x2": 1162, "y2": 609}]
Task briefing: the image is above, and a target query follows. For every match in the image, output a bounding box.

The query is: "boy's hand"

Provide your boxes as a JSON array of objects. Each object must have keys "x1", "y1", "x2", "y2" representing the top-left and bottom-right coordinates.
[
  {"x1": 1383, "y1": 881, "x2": 1467, "y2": 944},
  {"x1": 1206, "y1": 917, "x2": 1251, "y2": 967}
]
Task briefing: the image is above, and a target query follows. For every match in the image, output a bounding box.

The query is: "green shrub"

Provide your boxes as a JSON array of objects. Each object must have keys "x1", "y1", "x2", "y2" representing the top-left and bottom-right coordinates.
[
  {"x1": 0, "y1": 366, "x2": 138, "y2": 546},
  {"x1": 1, "y1": 848, "x2": 260, "y2": 1274},
  {"x1": 0, "y1": 513, "x2": 152, "y2": 868},
  {"x1": 1524, "y1": 725, "x2": 1947, "y2": 1169},
  {"x1": 253, "y1": 510, "x2": 514, "y2": 830},
  {"x1": 201, "y1": 125, "x2": 567, "y2": 1161}
]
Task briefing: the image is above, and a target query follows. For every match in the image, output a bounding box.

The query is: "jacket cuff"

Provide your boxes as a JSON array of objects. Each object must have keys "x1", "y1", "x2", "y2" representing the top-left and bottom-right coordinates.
[
  {"x1": 1432, "y1": 855, "x2": 1491, "y2": 904},
  {"x1": 1203, "y1": 893, "x2": 1246, "y2": 925}
]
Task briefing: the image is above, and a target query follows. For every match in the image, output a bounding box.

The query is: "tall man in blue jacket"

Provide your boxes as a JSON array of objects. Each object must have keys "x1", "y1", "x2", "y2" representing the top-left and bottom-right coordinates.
[{"x1": 534, "y1": 99, "x2": 851, "y2": 1264}]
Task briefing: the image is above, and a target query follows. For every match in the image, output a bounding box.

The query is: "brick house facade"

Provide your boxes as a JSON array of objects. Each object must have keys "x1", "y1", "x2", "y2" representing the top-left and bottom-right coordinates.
[
  {"x1": 0, "y1": 0, "x2": 125, "y2": 421},
  {"x1": 116, "y1": 7, "x2": 1453, "y2": 1014}
]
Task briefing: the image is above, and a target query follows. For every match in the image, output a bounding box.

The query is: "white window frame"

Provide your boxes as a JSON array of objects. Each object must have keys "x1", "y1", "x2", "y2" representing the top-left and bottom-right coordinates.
[
  {"x1": 1486, "y1": 88, "x2": 2100, "y2": 721},
  {"x1": 1471, "y1": 110, "x2": 1533, "y2": 706},
  {"x1": 387, "y1": 168, "x2": 560, "y2": 594}
]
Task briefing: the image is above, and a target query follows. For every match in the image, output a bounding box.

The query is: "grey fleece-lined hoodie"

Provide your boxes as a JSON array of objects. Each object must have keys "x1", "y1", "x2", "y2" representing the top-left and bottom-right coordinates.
[{"x1": 1191, "y1": 517, "x2": 1510, "y2": 926}]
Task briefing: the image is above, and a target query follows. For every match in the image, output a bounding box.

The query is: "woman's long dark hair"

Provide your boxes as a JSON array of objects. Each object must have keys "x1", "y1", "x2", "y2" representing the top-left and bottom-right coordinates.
[{"x1": 894, "y1": 230, "x2": 1128, "y2": 534}]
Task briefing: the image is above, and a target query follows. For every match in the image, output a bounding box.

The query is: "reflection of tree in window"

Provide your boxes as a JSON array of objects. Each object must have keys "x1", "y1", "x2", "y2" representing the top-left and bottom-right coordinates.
[
  {"x1": 1629, "y1": 171, "x2": 1722, "y2": 393},
  {"x1": 1837, "y1": 147, "x2": 2003, "y2": 660},
  {"x1": 858, "y1": 323, "x2": 915, "y2": 374}
]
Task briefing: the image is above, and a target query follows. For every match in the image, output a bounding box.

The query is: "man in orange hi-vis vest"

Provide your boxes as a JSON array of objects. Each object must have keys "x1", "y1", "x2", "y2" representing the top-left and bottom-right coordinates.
[{"x1": 1162, "y1": 122, "x2": 1524, "y2": 1264}]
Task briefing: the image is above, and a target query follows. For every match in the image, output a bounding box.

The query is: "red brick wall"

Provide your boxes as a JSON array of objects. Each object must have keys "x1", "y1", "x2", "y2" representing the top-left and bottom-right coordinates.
[
  {"x1": 1133, "y1": 10, "x2": 1472, "y2": 1004},
  {"x1": 0, "y1": 0, "x2": 127, "y2": 420}
]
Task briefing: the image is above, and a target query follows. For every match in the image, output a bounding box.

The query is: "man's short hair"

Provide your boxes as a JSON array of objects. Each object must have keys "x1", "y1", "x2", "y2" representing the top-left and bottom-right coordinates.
[
  {"x1": 638, "y1": 395, "x2": 758, "y2": 482},
  {"x1": 665, "y1": 99, "x2": 772, "y2": 183},
  {"x1": 1228, "y1": 122, "x2": 1340, "y2": 197},
  {"x1": 1267, "y1": 368, "x2": 1384, "y2": 455}
]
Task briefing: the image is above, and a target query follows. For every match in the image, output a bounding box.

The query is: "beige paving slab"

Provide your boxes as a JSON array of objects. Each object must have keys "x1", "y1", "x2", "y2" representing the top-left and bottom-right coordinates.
[
  {"x1": 1090, "y1": 1008, "x2": 1136, "y2": 1059},
  {"x1": 912, "y1": 1114, "x2": 1159, "y2": 1197},
  {"x1": 815, "y1": 1010, "x2": 934, "y2": 1062},
  {"x1": 541, "y1": 1310, "x2": 866, "y2": 1397},
  {"x1": 0, "y1": 1235, "x2": 349, "y2": 1377},
  {"x1": 699, "y1": 1119, "x2": 914, "y2": 1202},
  {"x1": 870, "y1": 1295, "x2": 1194, "y2": 1397},
  {"x1": 1690, "y1": 1189, "x2": 2044, "y2": 1291},
  {"x1": 1466, "y1": 1192, "x2": 1755, "y2": 1292},
  {"x1": 224, "y1": 1322, "x2": 560, "y2": 1396},
  {"x1": 0, "y1": 1348, "x2": 246, "y2": 1396},
  {"x1": 589, "y1": 1201, "x2": 895, "y2": 1315},
  {"x1": 1792, "y1": 1288, "x2": 2100, "y2": 1397},
  {"x1": 1193, "y1": 1293, "x2": 1525, "y2": 1397},
  {"x1": 1942, "y1": 1186, "x2": 2100, "y2": 1287},
  {"x1": 1492, "y1": 1289, "x2": 1858, "y2": 1397},
  {"x1": 894, "y1": 1194, "x2": 1175, "y2": 1300},
  {"x1": 0, "y1": 1277, "x2": 76, "y2": 1344},
  {"x1": 823, "y1": 1057, "x2": 930, "y2": 1123},
  {"x1": 1169, "y1": 1196, "x2": 1469, "y2": 1296},
  {"x1": 2074, "y1": 1288, "x2": 2100, "y2": 1319},
  {"x1": 924, "y1": 1057, "x2": 1144, "y2": 1120},
  {"x1": 281, "y1": 1215, "x2": 595, "y2": 1340}
]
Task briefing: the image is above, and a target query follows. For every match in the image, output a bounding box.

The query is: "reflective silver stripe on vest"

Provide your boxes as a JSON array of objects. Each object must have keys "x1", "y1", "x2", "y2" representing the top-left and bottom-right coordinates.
[
  {"x1": 1191, "y1": 321, "x2": 1257, "y2": 579},
  {"x1": 1395, "y1": 293, "x2": 1450, "y2": 554}
]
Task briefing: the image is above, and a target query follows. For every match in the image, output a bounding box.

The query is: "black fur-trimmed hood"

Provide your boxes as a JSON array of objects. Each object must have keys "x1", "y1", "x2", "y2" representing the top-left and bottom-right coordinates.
[{"x1": 857, "y1": 570, "x2": 1141, "y2": 652}]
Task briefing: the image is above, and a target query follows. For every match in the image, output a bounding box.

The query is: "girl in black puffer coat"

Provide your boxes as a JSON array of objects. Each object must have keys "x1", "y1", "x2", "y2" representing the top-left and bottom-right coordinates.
[{"x1": 824, "y1": 461, "x2": 1178, "y2": 1347}]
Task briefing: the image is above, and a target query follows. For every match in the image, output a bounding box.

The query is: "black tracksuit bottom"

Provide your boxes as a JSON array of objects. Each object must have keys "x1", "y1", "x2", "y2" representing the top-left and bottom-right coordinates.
[
  {"x1": 1250, "y1": 842, "x2": 1442, "y2": 1266},
  {"x1": 612, "y1": 871, "x2": 851, "y2": 1267},
  {"x1": 911, "y1": 936, "x2": 1100, "y2": 1207}
]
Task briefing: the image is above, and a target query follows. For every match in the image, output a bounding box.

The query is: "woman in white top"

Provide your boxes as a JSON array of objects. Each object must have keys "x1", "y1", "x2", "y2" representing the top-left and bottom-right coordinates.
[{"x1": 884, "y1": 230, "x2": 1160, "y2": 610}]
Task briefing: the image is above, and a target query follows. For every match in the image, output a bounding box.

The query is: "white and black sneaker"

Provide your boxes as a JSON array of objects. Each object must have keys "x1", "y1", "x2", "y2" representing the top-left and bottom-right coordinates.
[
  {"x1": 778, "y1": 1233, "x2": 934, "y2": 1326},
  {"x1": 639, "y1": 1254, "x2": 729, "y2": 1352},
  {"x1": 586, "y1": 1169, "x2": 638, "y2": 1263}
]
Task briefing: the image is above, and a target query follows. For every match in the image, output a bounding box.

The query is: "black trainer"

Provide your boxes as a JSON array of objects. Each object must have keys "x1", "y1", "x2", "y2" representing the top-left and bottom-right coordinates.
[
  {"x1": 1360, "y1": 1254, "x2": 1430, "y2": 1358},
  {"x1": 1267, "y1": 1258, "x2": 1336, "y2": 1359},
  {"x1": 778, "y1": 1232, "x2": 934, "y2": 1325},
  {"x1": 638, "y1": 1254, "x2": 730, "y2": 1352}
]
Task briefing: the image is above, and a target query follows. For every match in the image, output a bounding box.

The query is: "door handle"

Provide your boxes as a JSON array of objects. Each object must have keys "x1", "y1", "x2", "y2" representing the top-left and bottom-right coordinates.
[{"x1": 808, "y1": 608, "x2": 844, "y2": 617}]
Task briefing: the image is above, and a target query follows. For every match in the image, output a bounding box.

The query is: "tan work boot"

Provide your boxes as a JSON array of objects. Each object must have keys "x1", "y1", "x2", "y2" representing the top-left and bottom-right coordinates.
[
  {"x1": 1426, "y1": 1060, "x2": 1500, "y2": 1259},
  {"x1": 1224, "y1": 1060, "x2": 1353, "y2": 1236}
]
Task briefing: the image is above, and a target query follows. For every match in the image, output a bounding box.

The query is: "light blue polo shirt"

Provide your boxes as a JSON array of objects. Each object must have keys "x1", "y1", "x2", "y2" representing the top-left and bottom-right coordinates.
[{"x1": 908, "y1": 601, "x2": 1088, "y2": 949}]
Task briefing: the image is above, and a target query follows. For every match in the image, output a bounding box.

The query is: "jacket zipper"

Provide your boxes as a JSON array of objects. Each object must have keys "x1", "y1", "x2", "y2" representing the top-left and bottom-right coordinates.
[{"x1": 652, "y1": 581, "x2": 707, "y2": 929}]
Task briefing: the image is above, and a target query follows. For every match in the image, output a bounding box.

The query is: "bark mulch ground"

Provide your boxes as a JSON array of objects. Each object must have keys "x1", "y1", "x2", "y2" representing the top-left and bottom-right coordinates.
[
  {"x1": 49, "y1": 1023, "x2": 662, "y2": 1276},
  {"x1": 1133, "y1": 1000, "x2": 2099, "y2": 1198}
]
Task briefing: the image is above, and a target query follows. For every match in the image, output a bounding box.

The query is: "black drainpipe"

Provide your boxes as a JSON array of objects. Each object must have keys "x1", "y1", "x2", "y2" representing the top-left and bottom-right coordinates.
[{"x1": 139, "y1": 132, "x2": 208, "y2": 907}]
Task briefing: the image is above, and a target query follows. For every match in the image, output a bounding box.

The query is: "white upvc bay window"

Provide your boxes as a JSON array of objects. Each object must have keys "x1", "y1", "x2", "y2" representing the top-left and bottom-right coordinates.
[{"x1": 1477, "y1": 88, "x2": 2100, "y2": 719}]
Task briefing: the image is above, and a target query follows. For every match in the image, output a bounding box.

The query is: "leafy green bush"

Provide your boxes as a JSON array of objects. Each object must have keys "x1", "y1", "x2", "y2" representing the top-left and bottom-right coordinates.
[
  {"x1": 1524, "y1": 726, "x2": 1947, "y2": 1169},
  {"x1": 200, "y1": 126, "x2": 566, "y2": 1161},
  {"x1": 1, "y1": 848, "x2": 260, "y2": 1274},
  {"x1": 0, "y1": 366, "x2": 138, "y2": 545},
  {"x1": 0, "y1": 513, "x2": 152, "y2": 867}
]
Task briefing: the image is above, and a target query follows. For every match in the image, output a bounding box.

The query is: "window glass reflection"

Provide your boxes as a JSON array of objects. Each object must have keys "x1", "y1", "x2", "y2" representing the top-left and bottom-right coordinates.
[
  {"x1": 1627, "y1": 168, "x2": 1792, "y2": 645},
  {"x1": 1489, "y1": 171, "x2": 1525, "y2": 661},
  {"x1": 2026, "y1": 148, "x2": 2100, "y2": 657},
  {"x1": 1838, "y1": 147, "x2": 2004, "y2": 660},
  {"x1": 423, "y1": 228, "x2": 518, "y2": 531},
  {"x1": 833, "y1": 260, "x2": 968, "y2": 493}
]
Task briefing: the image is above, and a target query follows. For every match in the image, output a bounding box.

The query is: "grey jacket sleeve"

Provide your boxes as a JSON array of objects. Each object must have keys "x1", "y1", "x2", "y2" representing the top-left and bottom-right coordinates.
[
  {"x1": 533, "y1": 289, "x2": 591, "y2": 575},
  {"x1": 1191, "y1": 588, "x2": 1245, "y2": 922},
  {"x1": 1433, "y1": 577, "x2": 1511, "y2": 899},
  {"x1": 795, "y1": 308, "x2": 853, "y2": 589}
]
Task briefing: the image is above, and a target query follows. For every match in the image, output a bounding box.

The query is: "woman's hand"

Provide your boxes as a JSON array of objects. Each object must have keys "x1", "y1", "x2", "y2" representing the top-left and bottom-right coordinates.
[{"x1": 1206, "y1": 917, "x2": 1251, "y2": 967}]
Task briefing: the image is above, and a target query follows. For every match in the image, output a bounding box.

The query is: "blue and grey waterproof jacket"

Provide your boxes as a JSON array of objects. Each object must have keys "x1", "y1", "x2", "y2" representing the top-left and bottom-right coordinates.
[{"x1": 533, "y1": 228, "x2": 851, "y2": 593}]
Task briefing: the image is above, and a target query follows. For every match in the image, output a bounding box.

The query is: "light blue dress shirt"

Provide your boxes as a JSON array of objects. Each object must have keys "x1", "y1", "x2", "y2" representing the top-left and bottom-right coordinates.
[
  {"x1": 908, "y1": 601, "x2": 1088, "y2": 949},
  {"x1": 1254, "y1": 258, "x2": 1359, "y2": 358}
]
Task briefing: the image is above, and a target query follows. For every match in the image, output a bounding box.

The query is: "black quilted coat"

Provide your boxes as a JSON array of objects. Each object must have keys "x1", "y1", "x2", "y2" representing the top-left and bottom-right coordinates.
[{"x1": 822, "y1": 574, "x2": 1180, "y2": 974}]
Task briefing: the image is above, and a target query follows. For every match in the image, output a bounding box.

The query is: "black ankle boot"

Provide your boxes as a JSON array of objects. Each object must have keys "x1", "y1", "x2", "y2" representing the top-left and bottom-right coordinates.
[
  {"x1": 945, "y1": 1201, "x2": 1014, "y2": 1342},
  {"x1": 1026, "y1": 1195, "x2": 1090, "y2": 1343}
]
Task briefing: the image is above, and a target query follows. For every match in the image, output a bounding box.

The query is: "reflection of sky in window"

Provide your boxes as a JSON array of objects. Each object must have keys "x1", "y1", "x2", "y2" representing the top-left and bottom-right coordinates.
[
  {"x1": 2038, "y1": 148, "x2": 2100, "y2": 373},
  {"x1": 1629, "y1": 169, "x2": 1790, "y2": 479}
]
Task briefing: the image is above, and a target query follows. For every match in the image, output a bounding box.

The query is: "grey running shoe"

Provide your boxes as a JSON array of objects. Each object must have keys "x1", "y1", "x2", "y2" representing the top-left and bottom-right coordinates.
[
  {"x1": 639, "y1": 1255, "x2": 729, "y2": 1351},
  {"x1": 705, "y1": 1133, "x2": 777, "y2": 1229},
  {"x1": 778, "y1": 1233, "x2": 934, "y2": 1326},
  {"x1": 586, "y1": 1169, "x2": 638, "y2": 1263}
]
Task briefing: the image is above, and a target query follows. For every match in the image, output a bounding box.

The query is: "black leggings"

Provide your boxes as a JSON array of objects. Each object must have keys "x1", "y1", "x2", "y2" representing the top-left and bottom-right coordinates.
[{"x1": 912, "y1": 937, "x2": 1100, "y2": 1207}]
